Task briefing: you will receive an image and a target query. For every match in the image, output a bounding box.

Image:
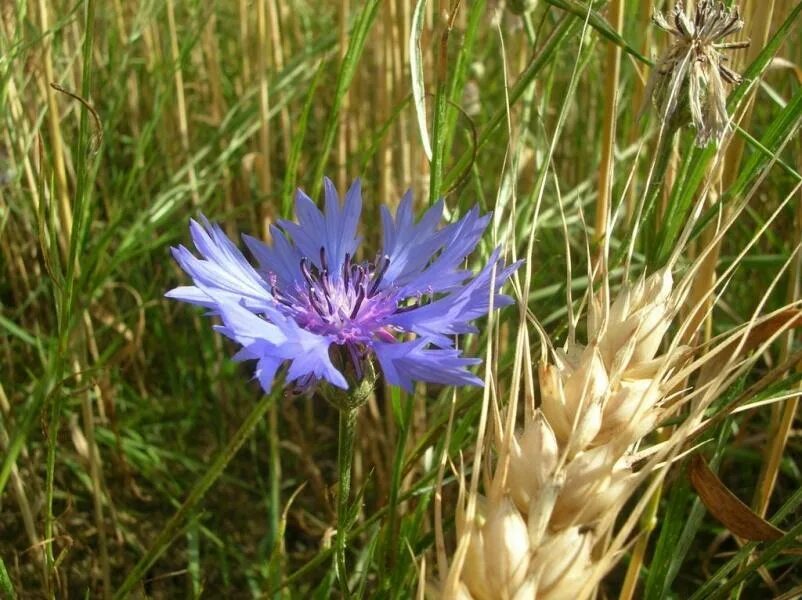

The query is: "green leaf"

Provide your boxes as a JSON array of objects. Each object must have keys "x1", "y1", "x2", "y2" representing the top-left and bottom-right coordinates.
[
  {"x1": 409, "y1": 0, "x2": 432, "y2": 162},
  {"x1": 0, "y1": 557, "x2": 15, "y2": 600}
]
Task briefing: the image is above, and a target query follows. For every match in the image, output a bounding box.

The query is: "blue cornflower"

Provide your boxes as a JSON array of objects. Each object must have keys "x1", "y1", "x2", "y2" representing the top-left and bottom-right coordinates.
[{"x1": 167, "y1": 178, "x2": 517, "y2": 394}]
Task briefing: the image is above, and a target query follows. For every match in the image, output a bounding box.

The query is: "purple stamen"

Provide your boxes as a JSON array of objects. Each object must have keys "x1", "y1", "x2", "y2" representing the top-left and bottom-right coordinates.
[
  {"x1": 368, "y1": 255, "x2": 391, "y2": 297},
  {"x1": 308, "y1": 287, "x2": 327, "y2": 317},
  {"x1": 343, "y1": 253, "x2": 352, "y2": 289},
  {"x1": 300, "y1": 257, "x2": 314, "y2": 286},
  {"x1": 350, "y1": 286, "x2": 366, "y2": 319}
]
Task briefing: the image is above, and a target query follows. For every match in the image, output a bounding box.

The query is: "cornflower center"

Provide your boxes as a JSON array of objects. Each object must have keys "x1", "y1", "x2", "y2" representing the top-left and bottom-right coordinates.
[{"x1": 272, "y1": 247, "x2": 398, "y2": 346}]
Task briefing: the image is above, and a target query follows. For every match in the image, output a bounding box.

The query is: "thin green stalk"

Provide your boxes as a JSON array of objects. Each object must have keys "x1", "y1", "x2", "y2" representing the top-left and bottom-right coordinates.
[
  {"x1": 43, "y1": 376, "x2": 62, "y2": 596},
  {"x1": 267, "y1": 402, "x2": 282, "y2": 598},
  {"x1": 643, "y1": 124, "x2": 678, "y2": 263},
  {"x1": 428, "y1": 0, "x2": 465, "y2": 204},
  {"x1": 44, "y1": 1, "x2": 99, "y2": 592},
  {"x1": 114, "y1": 391, "x2": 278, "y2": 599},
  {"x1": 442, "y1": 13, "x2": 576, "y2": 191},
  {"x1": 383, "y1": 388, "x2": 414, "y2": 576},
  {"x1": 335, "y1": 405, "x2": 358, "y2": 599}
]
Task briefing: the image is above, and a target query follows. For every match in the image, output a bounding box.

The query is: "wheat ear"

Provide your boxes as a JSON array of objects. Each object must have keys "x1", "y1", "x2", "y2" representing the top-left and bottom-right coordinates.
[{"x1": 439, "y1": 268, "x2": 687, "y2": 600}]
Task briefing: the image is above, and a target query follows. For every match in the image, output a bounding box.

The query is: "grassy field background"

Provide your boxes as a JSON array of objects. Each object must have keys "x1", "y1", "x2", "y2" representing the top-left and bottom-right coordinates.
[{"x1": 1, "y1": 0, "x2": 801, "y2": 597}]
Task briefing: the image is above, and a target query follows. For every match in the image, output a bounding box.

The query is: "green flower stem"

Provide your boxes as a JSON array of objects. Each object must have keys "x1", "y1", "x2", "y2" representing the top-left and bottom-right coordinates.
[
  {"x1": 335, "y1": 405, "x2": 358, "y2": 598},
  {"x1": 114, "y1": 391, "x2": 278, "y2": 599},
  {"x1": 323, "y1": 366, "x2": 374, "y2": 598}
]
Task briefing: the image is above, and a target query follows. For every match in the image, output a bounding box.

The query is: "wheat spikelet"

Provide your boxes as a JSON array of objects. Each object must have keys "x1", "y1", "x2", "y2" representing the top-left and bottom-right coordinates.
[{"x1": 437, "y1": 268, "x2": 686, "y2": 600}]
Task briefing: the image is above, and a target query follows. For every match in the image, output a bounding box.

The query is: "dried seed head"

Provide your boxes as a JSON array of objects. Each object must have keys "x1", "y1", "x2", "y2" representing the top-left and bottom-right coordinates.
[
  {"x1": 645, "y1": 0, "x2": 748, "y2": 146},
  {"x1": 443, "y1": 270, "x2": 680, "y2": 599}
]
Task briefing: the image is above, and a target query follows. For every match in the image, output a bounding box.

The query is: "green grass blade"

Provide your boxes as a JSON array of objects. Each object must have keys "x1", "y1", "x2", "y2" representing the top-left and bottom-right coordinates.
[
  {"x1": 443, "y1": 13, "x2": 578, "y2": 191},
  {"x1": 309, "y1": 0, "x2": 380, "y2": 197},
  {"x1": 410, "y1": 0, "x2": 432, "y2": 162}
]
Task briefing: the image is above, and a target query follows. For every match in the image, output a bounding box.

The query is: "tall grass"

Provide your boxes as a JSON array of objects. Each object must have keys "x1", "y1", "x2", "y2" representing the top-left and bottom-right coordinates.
[{"x1": 1, "y1": 0, "x2": 800, "y2": 597}]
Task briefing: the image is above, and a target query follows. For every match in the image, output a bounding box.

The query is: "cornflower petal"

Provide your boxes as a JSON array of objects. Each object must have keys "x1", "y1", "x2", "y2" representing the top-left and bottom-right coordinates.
[
  {"x1": 165, "y1": 218, "x2": 273, "y2": 312},
  {"x1": 278, "y1": 177, "x2": 362, "y2": 274},
  {"x1": 388, "y1": 249, "x2": 519, "y2": 347},
  {"x1": 404, "y1": 206, "x2": 493, "y2": 294},
  {"x1": 212, "y1": 294, "x2": 347, "y2": 390},
  {"x1": 324, "y1": 177, "x2": 362, "y2": 276},
  {"x1": 379, "y1": 193, "x2": 446, "y2": 287},
  {"x1": 243, "y1": 225, "x2": 304, "y2": 289},
  {"x1": 380, "y1": 199, "x2": 492, "y2": 296},
  {"x1": 373, "y1": 339, "x2": 483, "y2": 393}
]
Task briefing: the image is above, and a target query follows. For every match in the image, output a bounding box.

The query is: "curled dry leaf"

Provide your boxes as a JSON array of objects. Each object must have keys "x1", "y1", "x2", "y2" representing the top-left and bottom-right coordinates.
[{"x1": 689, "y1": 454, "x2": 784, "y2": 542}]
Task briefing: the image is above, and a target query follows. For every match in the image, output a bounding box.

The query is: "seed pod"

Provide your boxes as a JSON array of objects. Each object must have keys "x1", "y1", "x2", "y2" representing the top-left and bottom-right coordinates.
[
  {"x1": 567, "y1": 397, "x2": 604, "y2": 458},
  {"x1": 527, "y1": 476, "x2": 563, "y2": 548},
  {"x1": 454, "y1": 582, "x2": 476, "y2": 600},
  {"x1": 598, "y1": 270, "x2": 673, "y2": 370},
  {"x1": 562, "y1": 345, "x2": 609, "y2": 418},
  {"x1": 539, "y1": 362, "x2": 572, "y2": 442},
  {"x1": 461, "y1": 527, "x2": 493, "y2": 600}
]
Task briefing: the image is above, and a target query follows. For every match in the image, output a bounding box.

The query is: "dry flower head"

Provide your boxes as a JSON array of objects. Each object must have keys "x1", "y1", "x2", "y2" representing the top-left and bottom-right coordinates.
[{"x1": 646, "y1": 0, "x2": 749, "y2": 146}]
